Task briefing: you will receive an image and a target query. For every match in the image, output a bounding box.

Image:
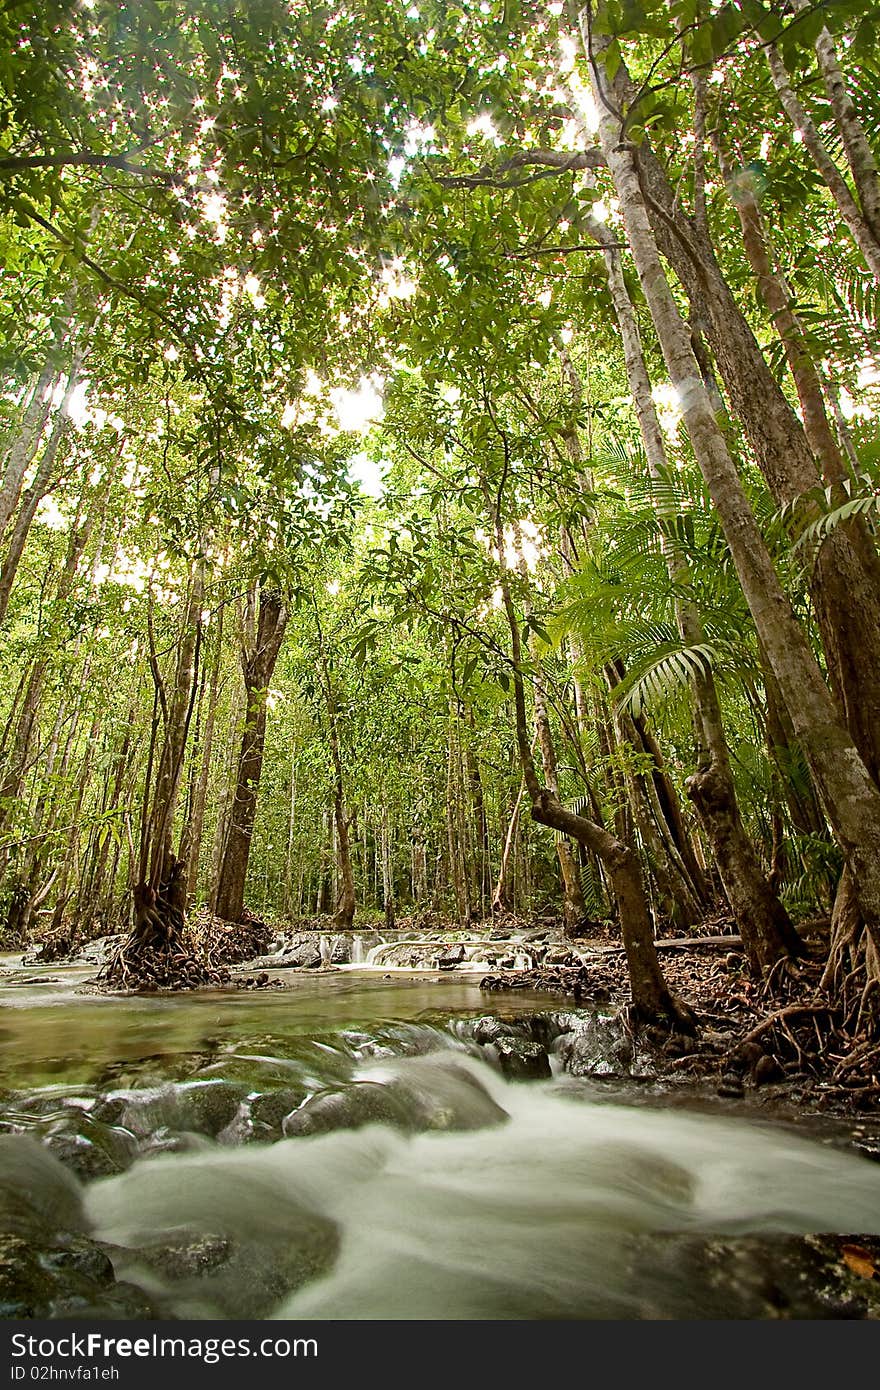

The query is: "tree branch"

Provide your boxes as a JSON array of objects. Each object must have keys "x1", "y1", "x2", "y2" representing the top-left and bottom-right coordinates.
[
  {"x1": 436, "y1": 148, "x2": 605, "y2": 190},
  {"x1": 0, "y1": 150, "x2": 187, "y2": 186}
]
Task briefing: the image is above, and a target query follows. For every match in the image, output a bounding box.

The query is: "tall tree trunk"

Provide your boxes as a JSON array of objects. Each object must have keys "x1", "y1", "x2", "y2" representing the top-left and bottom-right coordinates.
[
  {"x1": 791, "y1": 0, "x2": 880, "y2": 247},
  {"x1": 133, "y1": 565, "x2": 204, "y2": 946},
  {"x1": 381, "y1": 804, "x2": 395, "y2": 930},
  {"x1": 490, "y1": 465, "x2": 689, "y2": 1025},
  {"x1": 533, "y1": 675, "x2": 588, "y2": 934},
  {"x1": 0, "y1": 509, "x2": 95, "y2": 856},
  {"x1": 0, "y1": 366, "x2": 59, "y2": 542},
  {"x1": 464, "y1": 709, "x2": 491, "y2": 916},
  {"x1": 215, "y1": 587, "x2": 287, "y2": 922},
  {"x1": 713, "y1": 137, "x2": 858, "y2": 490},
  {"x1": 593, "y1": 40, "x2": 880, "y2": 782},
  {"x1": 583, "y1": 184, "x2": 797, "y2": 968},
  {"x1": 493, "y1": 775, "x2": 525, "y2": 914},
  {"x1": 510, "y1": 517, "x2": 588, "y2": 933},
  {"x1": 582, "y1": 16, "x2": 880, "y2": 978},
  {"x1": 314, "y1": 604, "x2": 355, "y2": 928},
  {"x1": 180, "y1": 605, "x2": 225, "y2": 905},
  {"x1": 207, "y1": 677, "x2": 244, "y2": 913},
  {"x1": 0, "y1": 362, "x2": 80, "y2": 627},
  {"x1": 764, "y1": 42, "x2": 880, "y2": 282},
  {"x1": 283, "y1": 733, "x2": 299, "y2": 917}
]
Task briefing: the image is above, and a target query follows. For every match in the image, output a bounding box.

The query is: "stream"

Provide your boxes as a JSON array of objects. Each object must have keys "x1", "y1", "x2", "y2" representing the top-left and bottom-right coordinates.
[{"x1": 1, "y1": 957, "x2": 879, "y2": 1320}]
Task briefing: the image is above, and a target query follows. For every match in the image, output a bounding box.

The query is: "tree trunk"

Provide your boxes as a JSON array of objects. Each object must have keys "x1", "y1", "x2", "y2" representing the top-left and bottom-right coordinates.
[
  {"x1": 713, "y1": 137, "x2": 859, "y2": 490},
  {"x1": 792, "y1": 0, "x2": 880, "y2": 246},
  {"x1": 381, "y1": 804, "x2": 395, "y2": 930},
  {"x1": 764, "y1": 42, "x2": 880, "y2": 282},
  {"x1": 136, "y1": 564, "x2": 204, "y2": 942},
  {"x1": 181, "y1": 605, "x2": 225, "y2": 905},
  {"x1": 533, "y1": 675, "x2": 588, "y2": 934},
  {"x1": 0, "y1": 363, "x2": 79, "y2": 627},
  {"x1": 0, "y1": 509, "x2": 95, "y2": 856},
  {"x1": 596, "y1": 46, "x2": 880, "y2": 783},
  {"x1": 0, "y1": 364, "x2": 58, "y2": 542},
  {"x1": 585, "y1": 187, "x2": 797, "y2": 968},
  {"x1": 215, "y1": 587, "x2": 287, "y2": 922},
  {"x1": 283, "y1": 734, "x2": 299, "y2": 917},
  {"x1": 582, "y1": 20, "x2": 880, "y2": 978},
  {"x1": 314, "y1": 604, "x2": 355, "y2": 928},
  {"x1": 493, "y1": 775, "x2": 525, "y2": 914}
]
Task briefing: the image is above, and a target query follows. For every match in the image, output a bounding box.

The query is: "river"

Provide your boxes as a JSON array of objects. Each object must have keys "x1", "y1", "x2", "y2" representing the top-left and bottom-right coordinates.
[{"x1": 1, "y1": 958, "x2": 879, "y2": 1319}]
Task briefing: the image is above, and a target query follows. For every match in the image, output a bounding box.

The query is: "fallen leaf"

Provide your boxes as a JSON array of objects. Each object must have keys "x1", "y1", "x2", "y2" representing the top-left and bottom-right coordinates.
[{"x1": 842, "y1": 1244, "x2": 876, "y2": 1279}]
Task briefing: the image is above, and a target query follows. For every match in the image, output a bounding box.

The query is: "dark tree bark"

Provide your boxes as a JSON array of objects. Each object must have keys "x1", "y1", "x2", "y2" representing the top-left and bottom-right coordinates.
[{"x1": 215, "y1": 587, "x2": 287, "y2": 922}]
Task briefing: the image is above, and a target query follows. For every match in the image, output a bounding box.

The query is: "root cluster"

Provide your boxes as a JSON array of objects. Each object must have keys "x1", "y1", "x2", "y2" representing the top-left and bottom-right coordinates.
[{"x1": 97, "y1": 907, "x2": 272, "y2": 993}]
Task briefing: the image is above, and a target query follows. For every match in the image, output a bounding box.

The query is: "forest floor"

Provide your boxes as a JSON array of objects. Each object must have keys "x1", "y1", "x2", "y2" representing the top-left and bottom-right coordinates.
[{"x1": 483, "y1": 932, "x2": 880, "y2": 1127}]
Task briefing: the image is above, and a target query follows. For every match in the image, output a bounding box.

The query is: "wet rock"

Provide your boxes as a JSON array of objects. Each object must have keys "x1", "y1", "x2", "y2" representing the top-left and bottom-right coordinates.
[
  {"x1": 468, "y1": 1016, "x2": 509, "y2": 1046},
  {"x1": 138, "y1": 1130, "x2": 214, "y2": 1160},
  {"x1": 544, "y1": 948, "x2": 579, "y2": 967},
  {"x1": 91, "y1": 1095, "x2": 127, "y2": 1126},
  {"x1": 556, "y1": 1015, "x2": 655, "y2": 1080},
  {"x1": 217, "y1": 1086, "x2": 308, "y2": 1146},
  {"x1": 120, "y1": 1216, "x2": 338, "y2": 1319},
  {"x1": 0, "y1": 1230, "x2": 156, "y2": 1319},
  {"x1": 436, "y1": 945, "x2": 466, "y2": 970},
  {"x1": 631, "y1": 1232, "x2": 880, "y2": 1319},
  {"x1": 460, "y1": 1012, "x2": 574, "y2": 1051},
  {"x1": 283, "y1": 1058, "x2": 509, "y2": 1138},
  {"x1": 282, "y1": 1082, "x2": 413, "y2": 1137},
  {"x1": 44, "y1": 1124, "x2": 137, "y2": 1181},
  {"x1": 275, "y1": 933, "x2": 324, "y2": 968},
  {"x1": 0, "y1": 1138, "x2": 156, "y2": 1318},
  {"x1": 0, "y1": 1135, "x2": 85, "y2": 1235},
  {"x1": 388, "y1": 1057, "x2": 510, "y2": 1130},
  {"x1": 193, "y1": 1054, "x2": 308, "y2": 1089},
  {"x1": 250, "y1": 1087, "x2": 309, "y2": 1133},
  {"x1": 100, "y1": 1080, "x2": 248, "y2": 1140},
  {"x1": 492, "y1": 1040, "x2": 552, "y2": 1081},
  {"x1": 136, "y1": 1232, "x2": 232, "y2": 1281},
  {"x1": 717, "y1": 1072, "x2": 746, "y2": 1099}
]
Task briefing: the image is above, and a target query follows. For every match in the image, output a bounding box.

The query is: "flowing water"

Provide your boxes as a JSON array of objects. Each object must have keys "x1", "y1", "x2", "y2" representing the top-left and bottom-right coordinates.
[{"x1": 1, "y1": 958, "x2": 879, "y2": 1320}]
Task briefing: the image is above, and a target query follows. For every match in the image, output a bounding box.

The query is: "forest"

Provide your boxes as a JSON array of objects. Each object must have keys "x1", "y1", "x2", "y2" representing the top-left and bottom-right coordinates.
[{"x1": 1, "y1": 0, "x2": 880, "y2": 1326}]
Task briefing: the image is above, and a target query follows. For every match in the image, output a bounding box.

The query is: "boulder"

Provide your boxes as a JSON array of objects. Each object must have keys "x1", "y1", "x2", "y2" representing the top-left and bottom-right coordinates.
[
  {"x1": 116, "y1": 1215, "x2": 338, "y2": 1319},
  {"x1": 492, "y1": 1040, "x2": 552, "y2": 1081},
  {"x1": 0, "y1": 1230, "x2": 156, "y2": 1320},
  {"x1": 97, "y1": 1080, "x2": 248, "y2": 1140},
  {"x1": 282, "y1": 1082, "x2": 413, "y2": 1137}
]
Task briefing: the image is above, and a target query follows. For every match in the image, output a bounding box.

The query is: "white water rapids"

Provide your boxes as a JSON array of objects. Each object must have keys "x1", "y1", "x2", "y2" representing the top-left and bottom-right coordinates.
[{"x1": 83, "y1": 1051, "x2": 880, "y2": 1319}]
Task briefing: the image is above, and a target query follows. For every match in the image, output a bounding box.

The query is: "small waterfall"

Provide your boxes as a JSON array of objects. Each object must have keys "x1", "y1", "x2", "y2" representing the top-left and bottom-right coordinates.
[
  {"x1": 365, "y1": 940, "x2": 388, "y2": 966},
  {"x1": 514, "y1": 952, "x2": 532, "y2": 971},
  {"x1": 351, "y1": 937, "x2": 365, "y2": 965},
  {"x1": 319, "y1": 935, "x2": 333, "y2": 966}
]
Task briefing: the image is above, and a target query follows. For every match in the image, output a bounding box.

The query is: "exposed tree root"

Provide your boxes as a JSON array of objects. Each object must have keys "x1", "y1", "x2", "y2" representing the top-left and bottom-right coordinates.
[
  {"x1": 98, "y1": 932, "x2": 231, "y2": 992},
  {"x1": 97, "y1": 904, "x2": 271, "y2": 993},
  {"x1": 483, "y1": 938, "x2": 880, "y2": 1108}
]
